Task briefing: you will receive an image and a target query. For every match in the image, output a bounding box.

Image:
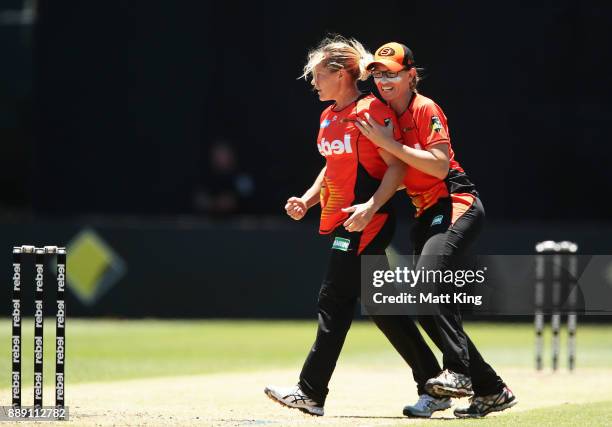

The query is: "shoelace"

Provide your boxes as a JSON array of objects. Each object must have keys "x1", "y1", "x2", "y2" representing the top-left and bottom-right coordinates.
[{"x1": 436, "y1": 370, "x2": 450, "y2": 382}]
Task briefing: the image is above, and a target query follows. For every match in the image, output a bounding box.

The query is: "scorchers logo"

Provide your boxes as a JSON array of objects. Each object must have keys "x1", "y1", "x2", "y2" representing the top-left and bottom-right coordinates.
[
  {"x1": 317, "y1": 134, "x2": 353, "y2": 157},
  {"x1": 378, "y1": 47, "x2": 395, "y2": 56}
]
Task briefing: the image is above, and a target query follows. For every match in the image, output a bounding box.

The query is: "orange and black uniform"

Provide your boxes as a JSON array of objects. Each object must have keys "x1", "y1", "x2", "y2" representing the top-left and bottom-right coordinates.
[
  {"x1": 399, "y1": 93, "x2": 478, "y2": 221},
  {"x1": 316, "y1": 93, "x2": 399, "y2": 253},
  {"x1": 398, "y1": 93, "x2": 505, "y2": 396},
  {"x1": 298, "y1": 94, "x2": 440, "y2": 404}
]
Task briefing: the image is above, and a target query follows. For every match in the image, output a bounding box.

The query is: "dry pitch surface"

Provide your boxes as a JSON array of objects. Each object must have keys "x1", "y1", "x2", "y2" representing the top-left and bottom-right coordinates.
[{"x1": 1, "y1": 366, "x2": 611, "y2": 426}]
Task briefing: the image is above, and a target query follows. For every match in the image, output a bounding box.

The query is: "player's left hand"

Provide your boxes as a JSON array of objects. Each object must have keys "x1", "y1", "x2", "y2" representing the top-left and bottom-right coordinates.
[
  {"x1": 341, "y1": 201, "x2": 375, "y2": 232},
  {"x1": 355, "y1": 112, "x2": 394, "y2": 149}
]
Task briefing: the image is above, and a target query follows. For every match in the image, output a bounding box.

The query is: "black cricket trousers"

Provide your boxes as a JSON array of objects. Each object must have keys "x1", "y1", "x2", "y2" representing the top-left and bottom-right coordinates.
[
  {"x1": 298, "y1": 197, "x2": 506, "y2": 404},
  {"x1": 298, "y1": 212, "x2": 441, "y2": 404},
  {"x1": 410, "y1": 196, "x2": 505, "y2": 396}
]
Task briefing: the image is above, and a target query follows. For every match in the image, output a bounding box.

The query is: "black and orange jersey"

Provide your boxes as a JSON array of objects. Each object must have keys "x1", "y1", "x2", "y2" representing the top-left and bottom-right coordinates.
[
  {"x1": 317, "y1": 93, "x2": 402, "y2": 234},
  {"x1": 398, "y1": 93, "x2": 478, "y2": 217}
]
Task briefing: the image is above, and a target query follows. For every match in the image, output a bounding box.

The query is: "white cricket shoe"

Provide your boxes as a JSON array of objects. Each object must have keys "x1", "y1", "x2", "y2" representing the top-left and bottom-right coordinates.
[
  {"x1": 264, "y1": 385, "x2": 324, "y2": 416},
  {"x1": 403, "y1": 394, "x2": 452, "y2": 418}
]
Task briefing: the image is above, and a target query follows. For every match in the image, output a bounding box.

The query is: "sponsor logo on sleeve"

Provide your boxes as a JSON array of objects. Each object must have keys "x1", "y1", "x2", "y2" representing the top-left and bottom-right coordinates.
[{"x1": 431, "y1": 116, "x2": 443, "y2": 133}]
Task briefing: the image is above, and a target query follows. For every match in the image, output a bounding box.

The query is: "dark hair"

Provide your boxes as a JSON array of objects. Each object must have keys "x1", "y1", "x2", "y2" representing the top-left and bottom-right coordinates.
[{"x1": 410, "y1": 67, "x2": 426, "y2": 93}]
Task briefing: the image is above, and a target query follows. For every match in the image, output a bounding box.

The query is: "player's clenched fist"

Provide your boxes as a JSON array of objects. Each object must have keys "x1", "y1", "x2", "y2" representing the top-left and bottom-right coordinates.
[{"x1": 285, "y1": 197, "x2": 308, "y2": 220}]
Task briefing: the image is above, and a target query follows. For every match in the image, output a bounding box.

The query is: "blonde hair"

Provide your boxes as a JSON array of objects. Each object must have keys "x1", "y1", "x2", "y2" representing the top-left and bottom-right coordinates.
[{"x1": 300, "y1": 35, "x2": 372, "y2": 82}]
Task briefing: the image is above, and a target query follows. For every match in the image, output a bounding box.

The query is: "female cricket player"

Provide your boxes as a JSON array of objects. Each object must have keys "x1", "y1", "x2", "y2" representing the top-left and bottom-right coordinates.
[
  {"x1": 264, "y1": 36, "x2": 445, "y2": 417},
  {"x1": 352, "y1": 41, "x2": 517, "y2": 418}
]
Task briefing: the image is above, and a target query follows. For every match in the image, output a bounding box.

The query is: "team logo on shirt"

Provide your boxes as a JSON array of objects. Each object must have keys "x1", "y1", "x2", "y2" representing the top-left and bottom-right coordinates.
[
  {"x1": 431, "y1": 116, "x2": 443, "y2": 133},
  {"x1": 317, "y1": 135, "x2": 353, "y2": 157},
  {"x1": 320, "y1": 119, "x2": 331, "y2": 128},
  {"x1": 431, "y1": 215, "x2": 444, "y2": 226}
]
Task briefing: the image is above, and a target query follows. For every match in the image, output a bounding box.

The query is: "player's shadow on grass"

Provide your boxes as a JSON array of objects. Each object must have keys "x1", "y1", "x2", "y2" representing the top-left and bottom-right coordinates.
[{"x1": 331, "y1": 415, "x2": 457, "y2": 420}]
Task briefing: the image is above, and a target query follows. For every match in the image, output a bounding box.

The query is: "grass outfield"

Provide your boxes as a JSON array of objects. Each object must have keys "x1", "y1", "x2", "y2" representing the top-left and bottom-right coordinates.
[
  {"x1": 1, "y1": 319, "x2": 611, "y2": 425},
  {"x1": 1, "y1": 319, "x2": 611, "y2": 385},
  {"x1": 405, "y1": 401, "x2": 612, "y2": 426}
]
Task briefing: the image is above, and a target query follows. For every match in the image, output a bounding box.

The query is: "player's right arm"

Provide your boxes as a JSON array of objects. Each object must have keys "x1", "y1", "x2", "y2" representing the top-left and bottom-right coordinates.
[{"x1": 285, "y1": 166, "x2": 326, "y2": 220}]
